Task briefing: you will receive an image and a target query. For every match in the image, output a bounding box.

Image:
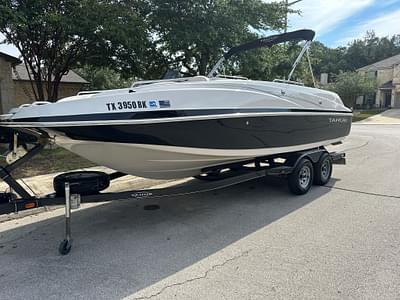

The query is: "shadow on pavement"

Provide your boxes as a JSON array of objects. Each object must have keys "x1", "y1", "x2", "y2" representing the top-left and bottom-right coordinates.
[{"x1": 0, "y1": 175, "x2": 336, "y2": 299}]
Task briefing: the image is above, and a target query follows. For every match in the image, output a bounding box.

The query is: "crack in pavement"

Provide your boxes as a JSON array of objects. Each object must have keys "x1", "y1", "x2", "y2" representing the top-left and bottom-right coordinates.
[
  {"x1": 131, "y1": 250, "x2": 251, "y2": 300},
  {"x1": 323, "y1": 185, "x2": 400, "y2": 199}
]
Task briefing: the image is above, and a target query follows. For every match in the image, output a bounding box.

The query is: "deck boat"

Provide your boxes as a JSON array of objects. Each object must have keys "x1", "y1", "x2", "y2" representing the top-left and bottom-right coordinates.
[{"x1": 0, "y1": 29, "x2": 352, "y2": 179}]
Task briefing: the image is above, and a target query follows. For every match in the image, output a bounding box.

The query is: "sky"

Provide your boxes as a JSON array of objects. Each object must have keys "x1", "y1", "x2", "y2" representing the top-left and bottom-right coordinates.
[
  {"x1": 284, "y1": 0, "x2": 400, "y2": 46},
  {"x1": 1, "y1": 0, "x2": 400, "y2": 58}
]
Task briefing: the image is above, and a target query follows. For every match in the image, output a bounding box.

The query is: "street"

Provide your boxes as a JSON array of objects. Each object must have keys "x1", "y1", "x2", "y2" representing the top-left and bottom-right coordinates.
[{"x1": 1, "y1": 123, "x2": 400, "y2": 299}]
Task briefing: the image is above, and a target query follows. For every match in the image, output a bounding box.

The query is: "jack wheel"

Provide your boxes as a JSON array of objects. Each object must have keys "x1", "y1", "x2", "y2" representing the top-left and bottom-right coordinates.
[
  {"x1": 288, "y1": 158, "x2": 313, "y2": 195},
  {"x1": 59, "y1": 239, "x2": 72, "y2": 255},
  {"x1": 313, "y1": 152, "x2": 332, "y2": 186}
]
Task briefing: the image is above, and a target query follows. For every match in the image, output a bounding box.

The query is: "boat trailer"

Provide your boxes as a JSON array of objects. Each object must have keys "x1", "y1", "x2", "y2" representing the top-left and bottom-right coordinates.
[{"x1": 0, "y1": 136, "x2": 346, "y2": 255}]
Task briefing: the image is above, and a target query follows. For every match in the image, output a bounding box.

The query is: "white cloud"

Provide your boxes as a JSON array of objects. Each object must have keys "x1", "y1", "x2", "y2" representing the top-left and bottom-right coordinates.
[
  {"x1": 287, "y1": 0, "x2": 375, "y2": 38},
  {"x1": 334, "y1": 9, "x2": 400, "y2": 46}
]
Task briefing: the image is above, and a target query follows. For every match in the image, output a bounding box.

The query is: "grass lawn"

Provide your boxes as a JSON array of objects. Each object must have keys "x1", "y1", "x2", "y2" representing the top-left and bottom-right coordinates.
[
  {"x1": 352, "y1": 110, "x2": 385, "y2": 122},
  {"x1": 0, "y1": 146, "x2": 96, "y2": 179}
]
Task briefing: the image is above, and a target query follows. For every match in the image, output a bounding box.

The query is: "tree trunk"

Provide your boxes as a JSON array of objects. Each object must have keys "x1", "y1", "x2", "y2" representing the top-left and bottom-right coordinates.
[
  {"x1": 50, "y1": 79, "x2": 61, "y2": 101},
  {"x1": 198, "y1": 50, "x2": 210, "y2": 76},
  {"x1": 351, "y1": 95, "x2": 358, "y2": 110},
  {"x1": 34, "y1": 72, "x2": 45, "y2": 101}
]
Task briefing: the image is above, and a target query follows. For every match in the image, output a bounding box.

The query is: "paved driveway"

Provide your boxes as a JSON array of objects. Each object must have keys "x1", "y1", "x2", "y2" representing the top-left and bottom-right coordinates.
[
  {"x1": 1, "y1": 123, "x2": 400, "y2": 299},
  {"x1": 358, "y1": 108, "x2": 400, "y2": 124}
]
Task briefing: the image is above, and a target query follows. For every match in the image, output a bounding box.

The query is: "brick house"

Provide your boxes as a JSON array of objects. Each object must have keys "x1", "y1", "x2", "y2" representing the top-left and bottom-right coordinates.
[
  {"x1": 0, "y1": 51, "x2": 88, "y2": 114},
  {"x1": 357, "y1": 54, "x2": 400, "y2": 108}
]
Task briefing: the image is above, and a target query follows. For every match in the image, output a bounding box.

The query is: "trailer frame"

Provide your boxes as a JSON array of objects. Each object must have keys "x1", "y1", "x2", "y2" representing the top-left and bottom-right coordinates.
[{"x1": 0, "y1": 137, "x2": 345, "y2": 255}]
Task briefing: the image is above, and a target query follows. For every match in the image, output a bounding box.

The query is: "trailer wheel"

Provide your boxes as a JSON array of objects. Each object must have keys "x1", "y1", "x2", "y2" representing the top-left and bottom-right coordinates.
[
  {"x1": 288, "y1": 158, "x2": 314, "y2": 195},
  {"x1": 313, "y1": 153, "x2": 332, "y2": 186}
]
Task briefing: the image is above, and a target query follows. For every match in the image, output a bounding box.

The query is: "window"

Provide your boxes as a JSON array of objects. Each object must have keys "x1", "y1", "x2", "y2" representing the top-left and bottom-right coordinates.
[{"x1": 367, "y1": 71, "x2": 377, "y2": 79}]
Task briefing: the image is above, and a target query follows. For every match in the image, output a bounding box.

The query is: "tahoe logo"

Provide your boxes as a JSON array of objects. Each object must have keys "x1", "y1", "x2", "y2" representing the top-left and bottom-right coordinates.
[{"x1": 329, "y1": 117, "x2": 348, "y2": 123}]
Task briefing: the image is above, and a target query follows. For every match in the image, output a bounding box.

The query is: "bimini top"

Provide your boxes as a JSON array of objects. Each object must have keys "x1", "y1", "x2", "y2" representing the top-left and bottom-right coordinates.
[
  {"x1": 224, "y1": 29, "x2": 315, "y2": 60},
  {"x1": 208, "y1": 29, "x2": 315, "y2": 78}
]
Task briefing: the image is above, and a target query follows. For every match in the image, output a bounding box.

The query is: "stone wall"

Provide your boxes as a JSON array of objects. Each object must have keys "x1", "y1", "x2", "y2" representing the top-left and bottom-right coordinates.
[
  {"x1": 376, "y1": 68, "x2": 394, "y2": 85},
  {"x1": 393, "y1": 93, "x2": 400, "y2": 108}
]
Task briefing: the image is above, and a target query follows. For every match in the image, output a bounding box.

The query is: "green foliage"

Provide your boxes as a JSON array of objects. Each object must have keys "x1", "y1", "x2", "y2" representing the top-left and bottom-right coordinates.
[
  {"x1": 309, "y1": 32, "x2": 400, "y2": 78},
  {"x1": 1, "y1": 0, "x2": 399, "y2": 101},
  {"x1": 309, "y1": 42, "x2": 347, "y2": 75},
  {"x1": 75, "y1": 66, "x2": 133, "y2": 90},
  {"x1": 226, "y1": 43, "x2": 308, "y2": 82},
  {"x1": 325, "y1": 72, "x2": 377, "y2": 108},
  {"x1": 343, "y1": 31, "x2": 400, "y2": 71},
  {"x1": 149, "y1": 0, "x2": 286, "y2": 76},
  {"x1": 0, "y1": 0, "x2": 151, "y2": 101}
]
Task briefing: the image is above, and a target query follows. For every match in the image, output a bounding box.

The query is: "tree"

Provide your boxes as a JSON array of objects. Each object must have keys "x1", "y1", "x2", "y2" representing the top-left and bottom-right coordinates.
[
  {"x1": 0, "y1": 0, "x2": 151, "y2": 101},
  {"x1": 148, "y1": 0, "x2": 286, "y2": 76},
  {"x1": 309, "y1": 42, "x2": 347, "y2": 76},
  {"x1": 226, "y1": 43, "x2": 312, "y2": 83},
  {"x1": 325, "y1": 72, "x2": 377, "y2": 108},
  {"x1": 75, "y1": 66, "x2": 133, "y2": 90},
  {"x1": 343, "y1": 31, "x2": 400, "y2": 71}
]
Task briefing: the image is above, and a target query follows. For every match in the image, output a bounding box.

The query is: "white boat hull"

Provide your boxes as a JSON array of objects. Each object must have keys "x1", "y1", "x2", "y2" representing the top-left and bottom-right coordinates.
[
  {"x1": 57, "y1": 135, "x2": 347, "y2": 179},
  {"x1": 1, "y1": 78, "x2": 353, "y2": 179}
]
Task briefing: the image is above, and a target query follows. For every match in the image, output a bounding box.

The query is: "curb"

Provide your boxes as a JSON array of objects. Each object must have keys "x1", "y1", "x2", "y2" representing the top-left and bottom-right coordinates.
[
  {"x1": 0, "y1": 205, "x2": 61, "y2": 223},
  {"x1": 353, "y1": 123, "x2": 400, "y2": 125}
]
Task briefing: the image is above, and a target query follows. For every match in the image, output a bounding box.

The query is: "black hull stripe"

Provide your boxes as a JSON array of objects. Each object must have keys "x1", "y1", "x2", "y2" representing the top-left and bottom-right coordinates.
[
  {"x1": 13, "y1": 108, "x2": 352, "y2": 123},
  {"x1": 49, "y1": 114, "x2": 352, "y2": 150}
]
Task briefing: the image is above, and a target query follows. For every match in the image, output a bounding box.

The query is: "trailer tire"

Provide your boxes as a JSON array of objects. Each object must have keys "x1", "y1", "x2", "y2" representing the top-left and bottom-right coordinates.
[
  {"x1": 288, "y1": 158, "x2": 313, "y2": 195},
  {"x1": 54, "y1": 171, "x2": 110, "y2": 196},
  {"x1": 313, "y1": 153, "x2": 332, "y2": 186}
]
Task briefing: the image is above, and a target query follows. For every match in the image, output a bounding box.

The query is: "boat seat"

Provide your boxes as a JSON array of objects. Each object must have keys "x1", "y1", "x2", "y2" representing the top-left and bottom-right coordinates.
[
  {"x1": 131, "y1": 76, "x2": 209, "y2": 87},
  {"x1": 186, "y1": 76, "x2": 209, "y2": 82}
]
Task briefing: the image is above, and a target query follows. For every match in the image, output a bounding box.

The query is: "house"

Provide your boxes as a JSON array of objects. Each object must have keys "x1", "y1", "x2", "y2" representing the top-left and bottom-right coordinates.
[
  {"x1": 357, "y1": 54, "x2": 400, "y2": 108},
  {"x1": 12, "y1": 64, "x2": 89, "y2": 108},
  {"x1": 0, "y1": 51, "x2": 88, "y2": 114},
  {"x1": 0, "y1": 51, "x2": 20, "y2": 114}
]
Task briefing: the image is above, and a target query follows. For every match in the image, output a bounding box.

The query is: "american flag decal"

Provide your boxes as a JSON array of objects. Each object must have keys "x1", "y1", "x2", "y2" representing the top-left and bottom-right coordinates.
[{"x1": 158, "y1": 100, "x2": 171, "y2": 108}]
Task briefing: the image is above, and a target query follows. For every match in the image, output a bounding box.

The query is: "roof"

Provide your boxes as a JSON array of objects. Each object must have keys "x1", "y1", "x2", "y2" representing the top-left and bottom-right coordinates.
[
  {"x1": 0, "y1": 51, "x2": 21, "y2": 65},
  {"x1": 12, "y1": 64, "x2": 89, "y2": 84},
  {"x1": 379, "y1": 80, "x2": 394, "y2": 89},
  {"x1": 357, "y1": 54, "x2": 400, "y2": 72}
]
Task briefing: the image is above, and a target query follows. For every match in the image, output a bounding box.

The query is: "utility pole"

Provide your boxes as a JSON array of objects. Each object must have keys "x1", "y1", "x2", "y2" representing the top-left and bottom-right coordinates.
[{"x1": 285, "y1": 0, "x2": 303, "y2": 33}]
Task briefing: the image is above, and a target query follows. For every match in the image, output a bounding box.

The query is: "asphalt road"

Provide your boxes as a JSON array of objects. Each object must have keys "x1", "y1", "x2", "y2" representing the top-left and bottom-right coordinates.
[{"x1": 1, "y1": 123, "x2": 400, "y2": 299}]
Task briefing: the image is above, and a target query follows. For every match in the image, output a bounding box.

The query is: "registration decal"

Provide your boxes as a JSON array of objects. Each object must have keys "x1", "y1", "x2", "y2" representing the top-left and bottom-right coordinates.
[
  {"x1": 106, "y1": 101, "x2": 147, "y2": 111},
  {"x1": 106, "y1": 100, "x2": 170, "y2": 111}
]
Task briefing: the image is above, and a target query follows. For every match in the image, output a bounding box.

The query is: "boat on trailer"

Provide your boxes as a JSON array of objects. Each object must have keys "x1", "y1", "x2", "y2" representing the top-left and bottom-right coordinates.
[
  {"x1": 0, "y1": 29, "x2": 352, "y2": 180},
  {"x1": 0, "y1": 29, "x2": 352, "y2": 255}
]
